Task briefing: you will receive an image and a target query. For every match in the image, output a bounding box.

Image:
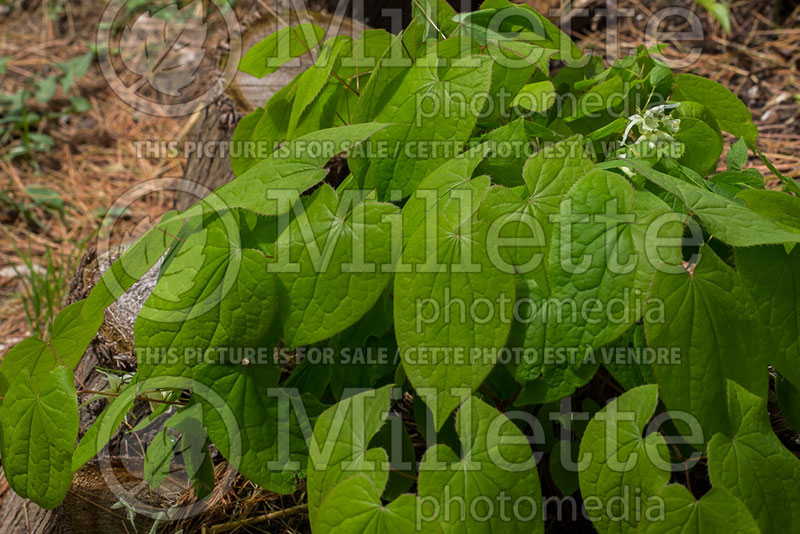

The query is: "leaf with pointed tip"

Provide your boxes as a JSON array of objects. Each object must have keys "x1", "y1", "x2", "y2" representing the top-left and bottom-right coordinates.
[
  {"x1": 474, "y1": 119, "x2": 532, "y2": 187},
  {"x1": 709, "y1": 171, "x2": 764, "y2": 201},
  {"x1": 477, "y1": 184, "x2": 549, "y2": 285},
  {"x1": 490, "y1": 169, "x2": 679, "y2": 399},
  {"x1": 638, "y1": 485, "x2": 759, "y2": 534},
  {"x1": 350, "y1": 32, "x2": 413, "y2": 125},
  {"x1": 291, "y1": 80, "x2": 350, "y2": 139},
  {"x1": 727, "y1": 138, "x2": 748, "y2": 172},
  {"x1": 512, "y1": 80, "x2": 556, "y2": 113},
  {"x1": 708, "y1": 381, "x2": 800, "y2": 532},
  {"x1": 457, "y1": 0, "x2": 579, "y2": 65},
  {"x1": 600, "y1": 159, "x2": 800, "y2": 246},
  {"x1": 512, "y1": 177, "x2": 673, "y2": 400},
  {"x1": 646, "y1": 245, "x2": 766, "y2": 439},
  {"x1": 230, "y1": 107, "x2": 266, "y2": 177},
  {"x1": 418, "y1": 396, "x2": 544, "y2": 534},
  {"x1": 394, "y1": 152, "x2": 509, "y2": 429},
  {"x1": 350, "y1": 54, "x2": 493, "y2": 199},
  {"x1": 144, "y1": 426, "x2": 178, "y2": 490},
  {"x1": 87, "y1": 125, "x2": 387, "y2": 320},
  {"x1": 395, "y1": 198, "x2": 515, "y2": 430},
  {"x1": 72, "y1": 376, "x2": 137, "y2": 471},
  {"x1": 143, "y1": 403, "x2": 211, "y2": 494},
  {"x1": 401, "y1": 148, "x2": 492, "y2": 246},
  {"x1": 315, "y1": 474, "x2": 444, "y2": 534},
  {"x1": 413, "y1": 0, "x2": 459, "y2": 39},
  {"x1": 0, "y1": 366, "x2": 78, "y2": 509},
  {"x1": 0, "y1": 300, "x2": 102, "y2": 403},
  {"x1": 569, "y1": 76, "x2": 624, "y2": 120},
  {"x1": 522, "y1": 135, "x2": 595, "y2": 223},
  {"x1": 135, "y1": 213, "x2": 277, "y2": 380},
  {"x1": 307, "y1": 385, "x2": 394, "y2": 527},
  {"x1": 675, "y1": 117, "x2": 722, "y2": 176},
  {"x1": 546, "y1": 170, "x2": 682, "y2": 355},
  {"x1": 694, "y1": 0, "x2": 732, "y2": 34},
  {"x1": 482, "y1": 55, "x2": 540, "y2": 128},
  {"x1": 737, "y1": 188, "x2": 800, "y2": 231},
  {"x1": 502, "y1": 140, "x2": 601, "y2": 386},
  {"x1": 85, "y1": 211, "x2": 189, "y2": 315},
  {"x1": 288, "y1": 36, "x2": 354, "y2": 138},
  {"x1": 737, "y1": 245, "x2": 800, "y2": 387},
  {"x1": 230, "y1": 81, "x2": 294, "y2": 176},
  {"x1": 274, "y1": 184, "x2": 399, "y2": 347},
  {"x1": 193, "y1": 362, "x2": 326, "y2": 494},
  {"x1": 671, "y1": 73, "x2": 757, "y2": 146},
  {"x1": 215, "y1": 123, "x2": 390, "y2": 217},
  {"x1": 578, "y1": 385, "x2": 670, "y2": 534},
  {"x1": 239, "y1": 23, "x2": 325, "y2": 78},
  {"x1": 335, "y1": 29, "x2": 392, "y2": 80}
]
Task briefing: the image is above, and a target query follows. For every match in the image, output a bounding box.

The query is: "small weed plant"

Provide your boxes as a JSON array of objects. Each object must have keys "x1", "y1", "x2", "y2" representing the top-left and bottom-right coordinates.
[{"x1": 0, "y1": 50, "x2": 92, "y2": 169}]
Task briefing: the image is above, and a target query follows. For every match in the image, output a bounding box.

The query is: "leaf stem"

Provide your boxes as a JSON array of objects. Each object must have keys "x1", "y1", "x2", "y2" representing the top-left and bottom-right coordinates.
[
  {"x1": 204, "y1": 503, "x2": 309, "y2": 533},
  {"x1": 78, "y1": 388, "x2": 186, "y2": 406}
]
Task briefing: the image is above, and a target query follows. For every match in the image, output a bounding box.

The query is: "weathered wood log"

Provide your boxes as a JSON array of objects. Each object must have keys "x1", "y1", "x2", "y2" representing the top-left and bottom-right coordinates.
[
  {"x1": 0, "y1": 482, "x2": 65, "y2": 534},
  {"x1": 0, "y1": 246, "x2": 164, "y2": 533}
]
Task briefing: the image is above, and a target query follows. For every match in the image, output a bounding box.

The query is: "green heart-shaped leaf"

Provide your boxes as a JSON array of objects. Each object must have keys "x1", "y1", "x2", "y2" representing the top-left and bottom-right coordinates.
[
  {"x1": 578, "y1": 385, "x2": 670, "y2": 534},
  {"x1": 708, "y1": 380, "x2": 800, "y2": 532}
]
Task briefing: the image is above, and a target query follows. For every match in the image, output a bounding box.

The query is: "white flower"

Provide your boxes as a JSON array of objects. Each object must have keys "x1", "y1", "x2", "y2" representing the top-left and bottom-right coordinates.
[
  {"x1": 620, "y1": 102, "x2": 682, "y2": 158},
  {"x1": 663, "y1": 117, "x2": 681, "y2": 133}
]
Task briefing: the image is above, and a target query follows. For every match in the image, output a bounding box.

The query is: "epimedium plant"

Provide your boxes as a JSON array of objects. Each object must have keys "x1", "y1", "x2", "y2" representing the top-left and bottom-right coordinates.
[{"x1": 2, "y1": 0, "x2": 800, "y2": 532}]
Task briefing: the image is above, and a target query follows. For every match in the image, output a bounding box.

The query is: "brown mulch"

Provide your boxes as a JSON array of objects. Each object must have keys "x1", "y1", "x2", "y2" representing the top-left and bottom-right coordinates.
[{"x1": 0, "y1": 0, "x2": 186, "y2": 347}]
